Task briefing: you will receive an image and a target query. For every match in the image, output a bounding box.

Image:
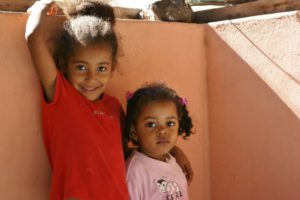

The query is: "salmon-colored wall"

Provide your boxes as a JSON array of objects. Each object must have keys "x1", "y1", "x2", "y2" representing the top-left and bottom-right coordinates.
[
  {"x1": 0, "y1": 13, "x2": 51, "y2": 200},
  {"x1": 110, "y1": 20, "x2": 210, "y2": 200},
  {"x1": 206, "y1": 11, "x2": 300, "y2": 200},
  {"x1": 0, "y1": 13, "x2": 209, "y2": 200}
]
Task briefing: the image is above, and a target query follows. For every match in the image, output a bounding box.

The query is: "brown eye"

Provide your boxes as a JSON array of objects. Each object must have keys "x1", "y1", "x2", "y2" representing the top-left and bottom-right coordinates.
[
  {"x1": 146, "y1": 122, "x2": 156, "y2": 128},
  {"x1": 97, "y1": 66, "x2": 107, "y2": 72},
  {"x1": 166, "y1": 121, "x2": 175, "y2": 127},
  {"x1": 76, "y1": 64, "x2": 86, "y2": 71}
]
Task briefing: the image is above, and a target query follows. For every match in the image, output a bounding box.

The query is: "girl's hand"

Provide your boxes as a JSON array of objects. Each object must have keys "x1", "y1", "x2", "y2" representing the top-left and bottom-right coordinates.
[
  {"x1": 27, "y1": 0, "x2": 55, "y2": 13},
  {"x1": 170, "y1": 146, "x2": 194, "y2": 185},
  {"x1": 25, "y1": 0, "x2": 57, "y2": 40}
]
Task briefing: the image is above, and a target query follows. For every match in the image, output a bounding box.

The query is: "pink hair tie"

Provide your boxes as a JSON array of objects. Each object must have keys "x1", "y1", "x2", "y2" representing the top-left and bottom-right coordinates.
[
  {"x1": 125, "y1": 91, "x2": 134, "y2": 101},
  {"x1": 180, "y1": 97, "x2": 188, "y2": 106}
]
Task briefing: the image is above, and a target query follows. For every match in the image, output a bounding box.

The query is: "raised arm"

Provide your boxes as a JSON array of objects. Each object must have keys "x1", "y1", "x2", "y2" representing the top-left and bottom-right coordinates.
[{"x1": 25, "y1": 0, "x2": 58, "y2": 101}]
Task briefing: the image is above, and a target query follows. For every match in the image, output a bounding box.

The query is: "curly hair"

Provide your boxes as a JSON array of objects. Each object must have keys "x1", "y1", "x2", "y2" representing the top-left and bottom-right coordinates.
[
  {"x1": 53, "y1": 0, "x2": 118, "y2": 75},
  {"x1": 124, "y1": 83, "x2": 193, "y2": 145}
]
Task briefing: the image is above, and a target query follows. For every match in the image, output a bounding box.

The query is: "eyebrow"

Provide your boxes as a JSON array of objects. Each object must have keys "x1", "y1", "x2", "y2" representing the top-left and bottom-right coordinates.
[
  {"x1": 143, "y1": 116, "x2": 178, "y2": 120},
  {"x1": 71, "y1": 60, "x2": 110, "y2": 65}
]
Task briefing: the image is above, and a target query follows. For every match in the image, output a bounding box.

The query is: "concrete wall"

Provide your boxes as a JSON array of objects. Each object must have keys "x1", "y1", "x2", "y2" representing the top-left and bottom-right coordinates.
[
  {"x1": 0, "y1": 13, "x2": 209, "y2": 200},
  {"x1": 206, "y1": 11, "x2": 300, "y2": 200}
]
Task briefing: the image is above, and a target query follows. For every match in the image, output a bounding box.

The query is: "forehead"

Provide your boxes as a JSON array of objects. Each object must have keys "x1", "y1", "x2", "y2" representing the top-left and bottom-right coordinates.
[
  {"x1": 138, "y1": 100, "x2": 178, "y2": 118},
  {"x1": 70, "y1": 42, "x2": 112, "y2": 60}
]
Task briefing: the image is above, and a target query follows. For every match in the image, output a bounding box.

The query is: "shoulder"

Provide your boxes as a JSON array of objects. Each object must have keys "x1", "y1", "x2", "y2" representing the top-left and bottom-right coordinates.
[
  {"x1": 126, "y1": 151, "x2": 147, "y2": 176},
  {"x1": 103, "y1": 94, "x2": 121, "y2": 106},
  {"x1": 102, "y1": 93, "x2": 124, "y2": 115},
  {"x1": 41, "y1": 71, "x2": 75, "y2": 105},
  {"x1": 47, "y1": 70, "x2": 71, "y2": 94},
  {"x1": 168, "y1": 154, "x2": 185, "y2": 172}
]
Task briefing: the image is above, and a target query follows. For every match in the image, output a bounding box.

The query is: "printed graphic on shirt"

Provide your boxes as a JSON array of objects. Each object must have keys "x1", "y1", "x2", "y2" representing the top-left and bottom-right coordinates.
[
  {"x1": 155, "y1": 177, "x2": 183, "y2": 200},
  {"x1": 93, "y1": 110, "x2": 105, "y2": 115},
  {"x1": 93, "y1": 110, "x2": 113, "y2": 118}
]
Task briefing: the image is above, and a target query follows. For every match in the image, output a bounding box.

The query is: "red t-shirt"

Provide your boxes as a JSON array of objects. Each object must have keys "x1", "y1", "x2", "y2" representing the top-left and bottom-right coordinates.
[{"x1": 41, "y1": 72, "x2": 129, "y2": 200}]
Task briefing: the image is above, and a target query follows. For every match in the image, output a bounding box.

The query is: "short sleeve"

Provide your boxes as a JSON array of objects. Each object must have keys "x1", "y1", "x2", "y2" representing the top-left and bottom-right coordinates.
[
  {"x1": 40, "y1": 70, "x2": 63, "y2": 106},
  {"x1": 127, "y1": 178, "x2": 142, "y2": 200}
]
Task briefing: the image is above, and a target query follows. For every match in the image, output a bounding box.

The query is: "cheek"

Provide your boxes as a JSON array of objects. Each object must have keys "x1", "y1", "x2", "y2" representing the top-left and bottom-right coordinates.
[
  {"x1": 68, "y1": 74, "x2": 83, "y2": 83},
  {"x1": 139, "y1": 134, "x2": 155, "y2": 145},
  {"x1": 170, "y1": 129, "x2": 179, "y2": 139},
  {"x1": 105, "y1": 73, "x2": 112, "y2": 80},
  {"x1": 102, "y1": 76, "x2": 111, "y2": 82},
  {"x1": 172, "y1": 134, "x2": 179, "y2": 142},
  {"x1": 97, "y1": 73, "x2": 112, "y2": 81}
]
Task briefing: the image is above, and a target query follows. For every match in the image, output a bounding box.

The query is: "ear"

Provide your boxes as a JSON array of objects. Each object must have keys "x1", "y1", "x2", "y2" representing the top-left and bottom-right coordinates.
[
  {"x1": 129, "y1": 134, "x2": 138, "y2": 143},
  {"x1": 130, "y1": 126, "x2": 136, "y2": 134},
  {"x1": 129, "y1": 126, "x2": 138, "y2": 142}
]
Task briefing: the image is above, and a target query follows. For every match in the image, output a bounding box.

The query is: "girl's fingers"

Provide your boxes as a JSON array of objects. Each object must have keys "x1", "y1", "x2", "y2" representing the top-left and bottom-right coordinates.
[
  {"x1": 39, "y1": 0, "x2": 55, "y2": 4},
  {"x1": 47, "y1": 4, "x2": 59, "y2": 15},
  {"x1": 27, "y1": 0, "x2": 55, "y2": 14}
]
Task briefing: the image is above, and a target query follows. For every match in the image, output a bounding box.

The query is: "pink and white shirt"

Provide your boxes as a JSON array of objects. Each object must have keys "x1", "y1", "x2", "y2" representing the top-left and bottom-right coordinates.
[{"x1": 126, "y1": 150, "x2": 189, "y2": 200}]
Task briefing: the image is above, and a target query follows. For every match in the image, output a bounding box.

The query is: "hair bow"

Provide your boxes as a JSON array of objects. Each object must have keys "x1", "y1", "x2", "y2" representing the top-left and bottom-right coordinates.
[{"x1": 125, "y1": 91, "x2": 134, "y2": 101}]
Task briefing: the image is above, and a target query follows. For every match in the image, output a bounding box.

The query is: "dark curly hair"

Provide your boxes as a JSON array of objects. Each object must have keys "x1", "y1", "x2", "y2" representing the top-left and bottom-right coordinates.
[
  {"x1": 53, "y1": 0, "x2": 118, "y2": 75},
  {"x1": 124, "y1": 83, "x2": 193, "y2": 145}
]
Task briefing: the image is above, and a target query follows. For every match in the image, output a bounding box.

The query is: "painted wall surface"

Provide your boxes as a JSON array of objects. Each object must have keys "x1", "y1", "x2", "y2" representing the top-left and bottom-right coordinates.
[
  {"x1": 0, "y1": 13, "x2": 209, "y2": 200},
  {"x1": 110, "y1": 20, "x2": 210, "y2": 200},
  {"x1": 0, "y1": 13, "x2": 51, "y2": 200},
  {"x1": 206, "y1": 11, "x2": 300, "y2": 200}
]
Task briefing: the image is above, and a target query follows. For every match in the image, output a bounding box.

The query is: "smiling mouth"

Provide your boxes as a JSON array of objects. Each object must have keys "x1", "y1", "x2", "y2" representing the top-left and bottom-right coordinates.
[{"x1": 81, "y1": 86, "x2": 100, "y2": 93}]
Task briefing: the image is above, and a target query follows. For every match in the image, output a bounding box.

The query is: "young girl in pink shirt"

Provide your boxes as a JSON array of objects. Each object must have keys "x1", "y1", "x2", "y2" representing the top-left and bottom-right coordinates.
[{"x1": 125, "y1": 83, "x2": 193, "y2": 200}]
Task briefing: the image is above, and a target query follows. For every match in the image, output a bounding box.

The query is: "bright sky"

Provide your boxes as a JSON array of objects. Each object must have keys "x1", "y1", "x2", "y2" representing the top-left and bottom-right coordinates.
[
  {"x1": 110, "y1": 0, "x2": 223, "y2": 11},
  {"x1": 110, "y1": 0, "x2": 157, "y2": 9}
]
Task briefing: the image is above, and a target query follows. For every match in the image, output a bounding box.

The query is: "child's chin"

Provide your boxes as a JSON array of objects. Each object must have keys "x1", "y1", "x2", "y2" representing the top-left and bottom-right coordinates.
[
  {"x1": 84, "y1": 95, "x2": 99, "y2": 101},
  {"x1": 81, "y1": 92, "x2": 103, "y2": 101}
]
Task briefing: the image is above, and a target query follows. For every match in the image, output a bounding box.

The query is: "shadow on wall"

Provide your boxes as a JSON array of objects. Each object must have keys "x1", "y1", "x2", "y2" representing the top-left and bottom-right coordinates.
[
  {"x1": 207, "y1": 13, "x2": 300, "y2": 120},
  {"x1": 206, "y1": 25, "x2": 300, "y2": 200}
]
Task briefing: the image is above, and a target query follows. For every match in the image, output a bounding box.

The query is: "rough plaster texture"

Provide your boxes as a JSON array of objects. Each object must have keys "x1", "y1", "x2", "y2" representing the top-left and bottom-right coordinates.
[
  {"x1": 209, "y1": 11, "x2": 300, "y2": 119},
  {"x1": 207, "y1": 11, "x2": 300, "y2": 200}
]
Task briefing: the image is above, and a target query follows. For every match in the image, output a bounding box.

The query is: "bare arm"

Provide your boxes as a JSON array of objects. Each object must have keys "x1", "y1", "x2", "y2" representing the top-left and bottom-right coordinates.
[
  {"x1": 25, "y1": 0, "x2": 58, "y2": 101},
  {"x1": 170, "y1": 146, "x2": 194, "y2": 185}
]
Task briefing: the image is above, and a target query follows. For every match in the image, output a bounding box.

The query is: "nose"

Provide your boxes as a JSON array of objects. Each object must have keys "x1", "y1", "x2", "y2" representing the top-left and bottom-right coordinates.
[
  {"x1": 157, "y1": 126, "x2": 167, "y2": 135},
  {"x1": 86, "y1": 70, "x2": 97, "y2": 82}
]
